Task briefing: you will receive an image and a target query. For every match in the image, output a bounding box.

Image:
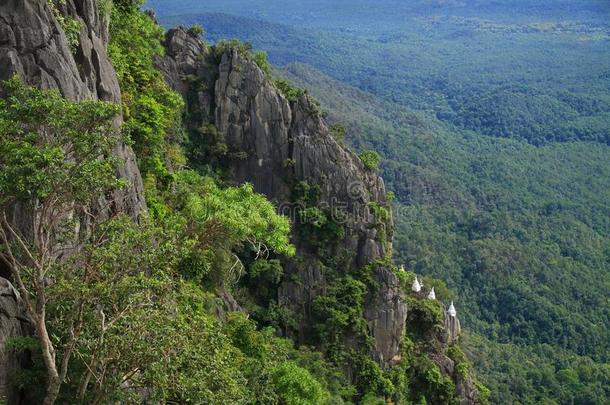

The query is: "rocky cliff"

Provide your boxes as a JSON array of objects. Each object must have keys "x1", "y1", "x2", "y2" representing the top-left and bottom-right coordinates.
[
  {"x1": 0, "y1": 279, "x2": 30, "y2": 404},
  {"x1": 156, "y1": 28, "x2": 408, "y2": 368},
  {"x1": 0, "y1": 1, "x2": 146, "y2": 401},
  {"x1": 156, "y1": 28, "x2": 483, "y2": 403}
]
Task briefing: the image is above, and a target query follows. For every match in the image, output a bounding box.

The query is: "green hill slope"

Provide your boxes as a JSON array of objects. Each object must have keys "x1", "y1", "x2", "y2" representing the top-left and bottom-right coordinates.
[{"x1": 277, "y1": 62, "x2": 610, "y2": 404}]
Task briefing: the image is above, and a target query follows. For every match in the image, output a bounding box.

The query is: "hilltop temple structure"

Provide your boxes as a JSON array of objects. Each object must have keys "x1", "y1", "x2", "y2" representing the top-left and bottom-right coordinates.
[{"x1": 409, "y1": 271, "x2": 461, "y2": 342}]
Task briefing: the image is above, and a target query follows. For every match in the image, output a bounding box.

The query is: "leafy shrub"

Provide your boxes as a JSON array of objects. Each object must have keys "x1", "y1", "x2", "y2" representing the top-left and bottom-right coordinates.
[
  {"x1": 271, "y1": 362, "x2": 330, "y2": 405},
  {"x1": 48, "y1": 0, "x2": 82, "y2": 53},
  {"x1": 253, "y1": 50, "x2": 272, "y2": 77},
  {"x1": 188, "y1": 24, "x2": 204, "y2": 38},
  {"x1": 108, "y1": 0, "x2": 184, "y2": 182},
  {"x1": 406, "y1": 298, "x2": 444, "y2": 340},
  {"x1": 359, "y1": 149, "x2": 381, "y2": 171},
  {"x1": 330, "y1": 123, "x2": 347, "y2": 143},
  {"x1": 215, "y1": 39, "x2": 253, "y2": 59},
  {"x1": 354, "y1": 355, "x2": 395, "y2": 399},
  {"x1": 275, "y1": 78, "x2": 306, "y2": 102},
  {"x1": 313, "y1": 277, "x2": 368, "y2": 346}
]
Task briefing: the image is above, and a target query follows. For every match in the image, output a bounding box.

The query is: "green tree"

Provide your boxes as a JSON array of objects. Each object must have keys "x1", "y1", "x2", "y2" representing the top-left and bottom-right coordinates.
[
  {"x1": 271, "y1": 362, "x2": 329, "y2": 405},
  {"x1": 0, "y1": 77, "x2": 123, "y2": 405}
]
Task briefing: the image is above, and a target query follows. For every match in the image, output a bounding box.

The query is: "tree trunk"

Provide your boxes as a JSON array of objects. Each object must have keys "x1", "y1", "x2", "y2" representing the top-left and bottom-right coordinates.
[{"x1": 36, "y1": 316, "x2": 61, "y2": 405}]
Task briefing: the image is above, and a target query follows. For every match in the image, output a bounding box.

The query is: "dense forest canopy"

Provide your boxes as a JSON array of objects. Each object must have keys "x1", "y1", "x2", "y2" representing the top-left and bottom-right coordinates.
[{"x1": 147, "y1": 0, "x2": 610, "y2": 403}]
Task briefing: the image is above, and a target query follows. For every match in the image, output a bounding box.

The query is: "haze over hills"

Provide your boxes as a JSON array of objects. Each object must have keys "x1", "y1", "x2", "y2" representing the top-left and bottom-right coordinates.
[
  {"x1": 148, "y1": 1, "x2": 610, "y2": 403},
  {"x1": 159, "y1": 8, "x2": 610, "y2": 145}
]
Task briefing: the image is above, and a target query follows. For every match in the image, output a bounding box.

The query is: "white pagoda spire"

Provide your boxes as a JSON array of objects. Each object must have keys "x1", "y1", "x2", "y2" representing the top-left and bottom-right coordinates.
[
  {"x1": 400, "y1": 264, "x2": 405, "y2": 272},
  {"x1": 427, "y1": 287, "x2": 436, "y2": 300},
  {"x1": 411, "y1": 276, "x2": 421, "y2": 293},
  {"x1": 448, "y1": 301, "x2": 457, "y2": 317}
]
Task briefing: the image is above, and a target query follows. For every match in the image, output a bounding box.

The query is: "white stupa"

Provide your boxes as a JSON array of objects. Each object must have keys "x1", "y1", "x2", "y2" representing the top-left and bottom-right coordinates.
[
  {"x1": 411, "y1": 277, "x2": 421, "y2": 293},
  {"x1": 400, "y1": 264, "x2": 406, "y2": 272},
  {"x1": 427, "y1": 287, "x2": 436, "y2": 300},
  {"x1": 445, "y1": 301, "x2": 461, "y2": 342},
  {"x1": 448, "y1": 301, "x2": 457, "y2": 317}
]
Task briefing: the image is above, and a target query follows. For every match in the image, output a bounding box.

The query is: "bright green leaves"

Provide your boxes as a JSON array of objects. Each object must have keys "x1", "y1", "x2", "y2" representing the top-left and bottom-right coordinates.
[
  {"x1": 406, "y1": 296, "x2": 445, "y2": 341},
  {"x1": 47, "y1": 0, "x2": 82, "y2": 53},
  {"x1": 46, "y1": 215, "x2": 250, "y2": 403},
  {"x1": 271, "y1": 361, "x2": 329, "y2": 405},
  {"x1": 408, "y1": 356, "x2": 458, "y2": 405},
  {"x1": 133, "y1": 286, "x2": 249, "y2": 404},
  {"x1": 175, "y1": 171, "x2": 295, "y2": 257},
  {"x1": 108, "y1": 1, "x2": 184, "y2": 182},
  {"x1": 0, "y1": 77, "x2": 122, "y2": 205},
  {"x1": 330, "y1": 123, "x2": 347, "y2": 143},
  {"x1": 143, "y1": 170, "x2": 294, "y2": 287},
  {"x1": 359, "y1": 149, "x2": 381, "y2": 171},
  {"x1": 354, "y1": 356, "x2": 395, "y2": 400},
  {"x1": 275, "y1": 79, "x2": 306, "y2": 102},
  {"x1": 253, "y1": 51, "x2": 272, "y2": 77},
  {"x1": 313, "y1": 276, "x2": 368, "y2": 345}
]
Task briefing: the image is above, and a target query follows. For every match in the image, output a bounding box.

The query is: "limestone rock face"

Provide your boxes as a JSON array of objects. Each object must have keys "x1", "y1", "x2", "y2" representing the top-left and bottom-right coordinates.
[
  {"x1": 214, "y1": 48, "x2": 404, "y2": 366},
  {"x1": 158, "y1": 28, "x2": 406, "y2": 368},
  {"x1": 430, "y1": 351, "x2": 481, "y2": 405},
  {"x1": 445, "y1": 312, "x2": 462, "y2": 343},
  {"x1": 0, "y1": 278, "x2": 30, "y2": 405},
  {"x1": 0, "y1": 0, "x2": 146, "y2": 219},
  {"x1": 364, "y1": 264, "x2": 408, "y2": 366}
]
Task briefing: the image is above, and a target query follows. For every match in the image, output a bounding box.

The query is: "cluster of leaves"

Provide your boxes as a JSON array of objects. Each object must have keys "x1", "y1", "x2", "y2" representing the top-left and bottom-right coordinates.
[
  {"x1": 291, "y1": 181, "x2": 345, "y2": 254},
  {"x1": 330, "y1": 123, "x2": 347, "y2": 143},
  {"x1": 188, "y1": 23, "x2": 204, "y2": 38},
  {"x1": 359, "y1": 149, "x2": 381, "y2": 171},
  {"x1": 108, "y1": 0, "x2": 185, "y2": 184},
  {"x1": 48, "y1": 0, "x2": 82, "y2": 53},
  {"x1": 0, "y1": 77, "x2": 123, "y2": 204}
]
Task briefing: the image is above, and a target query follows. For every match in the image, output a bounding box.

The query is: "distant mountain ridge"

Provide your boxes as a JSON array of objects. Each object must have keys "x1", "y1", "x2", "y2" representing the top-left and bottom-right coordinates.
[{"x1": 158, "y1": 11, "x2": 610, "y2": 146}]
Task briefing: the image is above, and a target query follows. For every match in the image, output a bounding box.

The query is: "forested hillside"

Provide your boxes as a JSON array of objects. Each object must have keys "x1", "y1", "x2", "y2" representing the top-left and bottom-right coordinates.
[
  {"x1": 148, "y1": 0, "x2": 610, "y2": 403},
  {"x1": 278, "y1": 63, "x2": 610, "y2": 403},
  {"x1": 0, "y1": 0, "x2": 486, "y2": 404}
]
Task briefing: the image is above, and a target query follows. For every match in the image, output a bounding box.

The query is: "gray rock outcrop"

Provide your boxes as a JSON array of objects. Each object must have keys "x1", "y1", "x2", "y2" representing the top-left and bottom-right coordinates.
[
  {"x1": 0, "y1": 278, "x2": 30, "y2": 405},
  {"x1": 430, "y1": 351, "x2": 481, "y2": 405},
  {"x1": 156, "y1": 28, "x2": 407, "y2": 369}
]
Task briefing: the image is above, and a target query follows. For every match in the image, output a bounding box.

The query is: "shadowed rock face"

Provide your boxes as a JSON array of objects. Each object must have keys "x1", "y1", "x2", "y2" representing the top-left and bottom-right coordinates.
[
  {"x1": 0, "y1": 1, "x2": 146, "y2": 401},
  {"x1": 0, "y1": 277, "x2": 31, "y2": 405},
  {"x1": 157, "y1": 28, "x2": 407, "y2": 368}
]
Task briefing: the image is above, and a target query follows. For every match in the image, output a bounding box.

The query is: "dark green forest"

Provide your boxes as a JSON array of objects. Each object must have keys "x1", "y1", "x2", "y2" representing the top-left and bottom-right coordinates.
[{"x1": 147, "y1": 1, "x2": 610, "y2": 403}]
